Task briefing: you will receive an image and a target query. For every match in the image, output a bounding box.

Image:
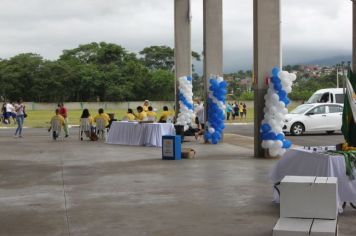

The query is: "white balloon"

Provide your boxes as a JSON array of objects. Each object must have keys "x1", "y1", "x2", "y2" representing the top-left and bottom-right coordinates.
[
  {"x1": 277, "y1": 71, "x2": 284, "y2": 78},
  {"x1": 278, "y1": 101, "x2": 285, "y2": 109},
  {"x1": 217, "y1": 77, "x2": 224, "y2": 83},
  {"x1": 275, "y1": 140, "x2": 283, "y2": 148},
  {"x1": 272, "y1": 94, "x2": 279, "y2": 103},
  {"x1": 290, "y1": 73, "x2": 297, "y2": 81},
  {"x1": 285, "y1": 86, "x2": 292, "y2": 93},
  {"x1": 275, "y1": 127, "x2": 283, "y2": 134},
  {"x1": 208, "y1": 127, "x2": 215, "y2": 134},
  {"x1": 266, "y1": 140, "x2": 274, "y2": 148},
  {"x1": 269, "y1": 148, "x2": 279, "y2": 157}
]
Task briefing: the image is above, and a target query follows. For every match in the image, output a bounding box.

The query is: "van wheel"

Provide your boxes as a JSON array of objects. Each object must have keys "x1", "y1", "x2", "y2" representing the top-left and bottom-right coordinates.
[
  {"x1": 326, "y1": 131, "x2": 335, "y2": 135},
  {"x1": 291, "y1": 123, "x2": 304, "y2": 136}
]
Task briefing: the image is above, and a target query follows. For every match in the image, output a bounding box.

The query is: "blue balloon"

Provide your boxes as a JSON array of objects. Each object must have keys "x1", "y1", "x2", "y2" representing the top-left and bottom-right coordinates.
[
  {"x1": 261, "y1": 123, "x2": 271, "y2": 133},
  {"x1": 187, "y1": 76, "x2": 192, "y2": 81},
  {"x1": 274, "y1": 83, "x2": 282, "y2": 91},
  {"x1": 272, "y1": 67, "x2": 280, "y2": 77},
  {"x1": 276, "y1": 133, "x2": 285, "y2": 141},
  {"x1": 282, "y1": 140, "x2": 292, "y2": 149},
  {"x1": 278, "y1": 90, "x2": 287, "y2": 98},
  {"x1": 266, "y1": 132, "x2": 276, "y2": 140},
  {"x1": 219, "y1": 81, "x2": 228, "y2": 88}
]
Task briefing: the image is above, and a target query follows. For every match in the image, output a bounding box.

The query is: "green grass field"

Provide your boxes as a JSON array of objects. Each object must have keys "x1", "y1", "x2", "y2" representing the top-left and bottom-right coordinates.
[
  {"x1": 0, "y1": 109, "x2": 128, "y2": 128},
  {"x1": 0, "y1": 104, "x2": 299, "y2": 128}
]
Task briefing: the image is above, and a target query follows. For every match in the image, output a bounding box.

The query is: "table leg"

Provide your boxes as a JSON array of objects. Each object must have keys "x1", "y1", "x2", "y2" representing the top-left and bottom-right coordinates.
[{"x1": 274, "y1": 182, "x2": 281, "y2": 197}]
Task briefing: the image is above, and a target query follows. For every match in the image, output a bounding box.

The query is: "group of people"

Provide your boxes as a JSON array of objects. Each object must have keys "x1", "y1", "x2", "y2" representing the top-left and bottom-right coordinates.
[
  {"x1": 48, "y1": 100, "x2": 175, "y2": 141},
  {"x1": 226, "y1": 102, "x2": 247, "y2": 120},
  {"x1": 1, "y1": 99, "x2": 26, "y2": 138},
  {"x1": 122, "y1": 100, "x2": 174, "y2": 123},
  {"x1": 49, "y1": 103, "x2": 111, "y2": 140}
]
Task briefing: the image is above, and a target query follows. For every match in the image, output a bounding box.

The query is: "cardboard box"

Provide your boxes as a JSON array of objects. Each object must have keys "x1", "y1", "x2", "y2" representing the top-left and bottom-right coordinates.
[
  {"x1": 273, "y1": 218, "x2": 313, "y2": 236},
  {"x1": 273, "y1": 218, "x2": 338, "y2": 236},
  {"x1": 310, "y1": 219, "x2": 338, "y2": 236},
  {"x1": 280, "y1": 176, "x2": 337, "y2": 219}
]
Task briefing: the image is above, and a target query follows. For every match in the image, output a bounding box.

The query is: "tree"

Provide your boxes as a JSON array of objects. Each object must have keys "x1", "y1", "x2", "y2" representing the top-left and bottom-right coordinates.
[{"x1": 139, "y1": 45, "x2": 201, "y2": 71}]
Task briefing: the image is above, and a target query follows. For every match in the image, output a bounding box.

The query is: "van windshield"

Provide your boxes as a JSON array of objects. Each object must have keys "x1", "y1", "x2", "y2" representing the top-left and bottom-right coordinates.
[
  {"x1": 290, "y1": 104, "x2": 314, "y2": 114},
  {"x1": 306, "y1": 93, "x2": 323, "y2": 103}
]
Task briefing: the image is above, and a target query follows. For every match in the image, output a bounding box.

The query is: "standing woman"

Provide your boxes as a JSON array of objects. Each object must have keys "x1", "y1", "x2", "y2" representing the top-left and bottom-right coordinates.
[{"x1": 14, "y1": 99, "x2": 25, "y2": 138}]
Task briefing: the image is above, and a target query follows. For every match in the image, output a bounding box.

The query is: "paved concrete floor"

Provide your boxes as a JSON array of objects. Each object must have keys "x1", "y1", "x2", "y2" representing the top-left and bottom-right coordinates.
[{"x1": 0, "y1": 130, "x2": 355, "y2": 236}]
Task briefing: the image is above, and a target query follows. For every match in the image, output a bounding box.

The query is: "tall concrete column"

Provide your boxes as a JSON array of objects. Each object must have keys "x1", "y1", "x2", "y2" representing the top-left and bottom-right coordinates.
[
  {"x1": 353, "y1": 0, "x2": 356, "y2": 71},
  {"x1": 174, "y1": 0, "x2": 192, "y2": 116},
  {"x1": 203, "y1": 0, "x2": 223, "y2": 130},
  {"x1": 253, "y1": 0, "x2": 281, "y2": 157}
]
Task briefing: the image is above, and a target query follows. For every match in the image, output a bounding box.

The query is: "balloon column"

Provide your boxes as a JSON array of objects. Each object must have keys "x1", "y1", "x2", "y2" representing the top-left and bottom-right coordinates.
[
  {"x1": 260, "y1": 67, "x2": 297, "y2": 157},
  {"x1": 204, "y1": 76, "x2": 227, "y2": 144},
  {"x1": 176, "y1": 75, "x2": 194, "y2": 131}
]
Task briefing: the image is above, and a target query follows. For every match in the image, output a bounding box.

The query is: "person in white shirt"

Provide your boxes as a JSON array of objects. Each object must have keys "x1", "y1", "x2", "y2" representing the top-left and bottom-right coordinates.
[
  {"x1": 5, "y1": 102, "x2": 15, "y2": 124},
  {"x1": 10, "y1": 102, "x2": 16, "y2": 124},
  {"x1": 194, "y1": 100, "x2": 205, "y2": 140},
  {"x1": 14, "y1": 99, "x2": 25, "y2": 138}
]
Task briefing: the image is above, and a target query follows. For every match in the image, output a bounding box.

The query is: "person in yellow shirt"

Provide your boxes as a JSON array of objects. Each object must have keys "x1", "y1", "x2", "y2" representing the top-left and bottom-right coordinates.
[
  {"x1": 48, "y1": 109, "x2": 65, "y2": 140},
  {"x1": 143, "y1": 100, "x2": 150, "y2": 112},
  {"x1": 239, "y1": 102, "x2": 244, "y2": 119},
  {"x1": 123, "y1": 108, "x2": 135, "y2": 121},
  {"x1": 93, "y1": 108, "x2": 110, "y2": 127},
  {"x1": 159, "y1": 106, "x2": 173, "y2": 123},
  {"x1": 136, "y1": 106, "x2": 147, "y2": 121},
  {"x1": 146, "y1": 106, "x2": 157, "y2": 121}
]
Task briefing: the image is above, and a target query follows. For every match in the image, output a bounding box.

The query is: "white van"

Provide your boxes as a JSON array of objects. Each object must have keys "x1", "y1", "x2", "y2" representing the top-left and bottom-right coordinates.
[{"x1": 306, "y1": 88, "x2": 345, "y2": 104}]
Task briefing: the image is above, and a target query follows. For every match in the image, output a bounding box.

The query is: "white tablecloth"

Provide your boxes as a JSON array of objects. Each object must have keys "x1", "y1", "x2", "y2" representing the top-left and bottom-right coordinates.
[
  {"x1": 270, "y1": 148, "x2": 356, "y2": 208},
  {"x1": 106, "y1": 121, "x2": 175, "y2": 147}
]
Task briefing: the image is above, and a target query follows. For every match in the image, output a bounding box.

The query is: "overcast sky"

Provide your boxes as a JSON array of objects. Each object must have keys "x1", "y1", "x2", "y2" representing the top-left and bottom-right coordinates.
[{"x1": 0, "y1": 0, "x2": 352, "y2": 72}]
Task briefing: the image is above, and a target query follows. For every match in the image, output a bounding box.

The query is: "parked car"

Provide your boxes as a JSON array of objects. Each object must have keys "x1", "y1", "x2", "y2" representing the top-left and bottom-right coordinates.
[
  {"x1": 283, "y1": 103, "x2": 343, "y2": 136},
  {"x1": 306, "y1": 88, "x2": 344, "y2": 104}
]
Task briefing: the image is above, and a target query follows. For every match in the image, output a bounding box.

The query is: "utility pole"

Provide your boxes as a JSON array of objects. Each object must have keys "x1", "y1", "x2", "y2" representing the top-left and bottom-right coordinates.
[
  {"x1": 342, "y1": 61, "x2": 346, "y2": 94},
  {"x1": 336, "y1": 64, "x2": 339, "y2": 88}
]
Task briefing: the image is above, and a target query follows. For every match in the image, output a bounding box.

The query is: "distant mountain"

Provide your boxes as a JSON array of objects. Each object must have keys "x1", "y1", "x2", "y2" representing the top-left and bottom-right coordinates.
[{"x1": 300, "y1": 55, "x2": 352, "y2": 66}]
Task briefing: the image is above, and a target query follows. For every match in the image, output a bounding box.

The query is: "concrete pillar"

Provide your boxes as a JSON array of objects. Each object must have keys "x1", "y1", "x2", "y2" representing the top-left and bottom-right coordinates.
[
  {"x1": 253, "y1": 0, "x2": 281, "y2": 157},
  {"x1": 174, "y1": 0, "x2": 192, "y2": 116},
  {"x1": 353, "y1": 0, "x2": 356, "y2": 72},
  {"x1": 203, "y1": 0, "x2": 223, "y2": 130}
]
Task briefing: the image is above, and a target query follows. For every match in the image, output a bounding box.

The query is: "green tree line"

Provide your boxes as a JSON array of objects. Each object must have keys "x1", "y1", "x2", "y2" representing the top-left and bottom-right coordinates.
[{"x1": 0, "y1": 42, "x2": 201, "y2": 102}]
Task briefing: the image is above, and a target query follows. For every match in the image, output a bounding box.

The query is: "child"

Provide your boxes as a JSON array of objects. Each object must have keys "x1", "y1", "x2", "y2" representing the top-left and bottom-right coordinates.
[{"x1": 48, "y1": 109, "x2": 65, "y2": 140}]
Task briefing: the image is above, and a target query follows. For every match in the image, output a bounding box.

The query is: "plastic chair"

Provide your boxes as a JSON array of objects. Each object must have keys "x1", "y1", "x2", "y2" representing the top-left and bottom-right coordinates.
[
  {"x1": 96, "y1": 118, "x2": 106, "y2": 140},
  {"x1": 79, "y1": 118, "x2": 91, "y2": 140},
  {"x1": 51, "y1": 118, "x2": 64, "y2": 141}
]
